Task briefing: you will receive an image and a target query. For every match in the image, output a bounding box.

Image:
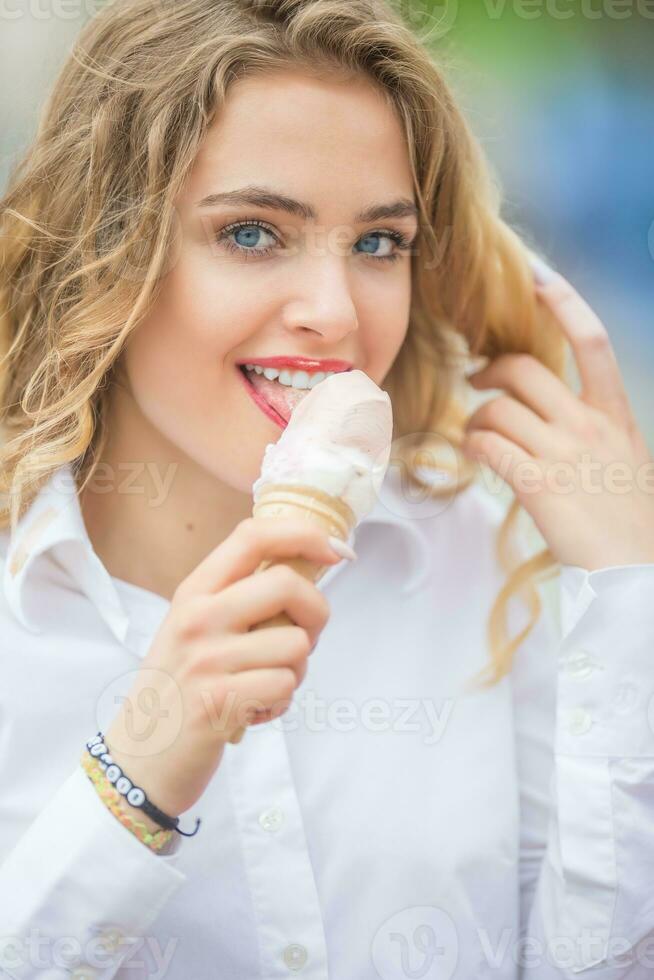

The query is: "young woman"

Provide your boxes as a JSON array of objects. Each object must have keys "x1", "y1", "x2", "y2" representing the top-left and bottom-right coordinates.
[{"x1": 1, "y1": 1, "x2": 653, "y2": 977}]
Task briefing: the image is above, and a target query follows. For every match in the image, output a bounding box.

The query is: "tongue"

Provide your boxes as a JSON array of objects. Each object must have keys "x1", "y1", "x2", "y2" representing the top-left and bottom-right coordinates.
[{"x1": 247, "y1": 372, "x2": 311, "y2": 421}]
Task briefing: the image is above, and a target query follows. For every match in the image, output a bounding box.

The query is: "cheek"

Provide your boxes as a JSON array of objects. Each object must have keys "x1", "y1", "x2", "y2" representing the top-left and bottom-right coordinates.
[
  {"x1": 152, "y1": 252, "x2": 249, "y2": 355},
  {"x1": 359, "y1": 269, "x2": 411, "y2": 374},
  {"x1": 125, "y1": 249, "x2": 259, "y2": 388},
  {"x1": 363, "y1": 311, "x2": 410, "y2": 383},
  {"x1": 121, "y1": 263, "x2": 241, "y2": 426}
]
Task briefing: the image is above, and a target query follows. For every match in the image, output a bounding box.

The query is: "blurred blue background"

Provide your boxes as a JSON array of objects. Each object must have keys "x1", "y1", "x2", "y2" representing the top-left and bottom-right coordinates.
[{"x1": 1, "y1": 0, "x2": 652, "y2": 443}]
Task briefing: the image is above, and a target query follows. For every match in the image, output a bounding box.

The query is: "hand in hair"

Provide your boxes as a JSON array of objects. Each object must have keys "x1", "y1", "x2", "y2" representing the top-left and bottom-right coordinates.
[{"x1": 462, "y1": 257, "x2": 654, "y2": 572}]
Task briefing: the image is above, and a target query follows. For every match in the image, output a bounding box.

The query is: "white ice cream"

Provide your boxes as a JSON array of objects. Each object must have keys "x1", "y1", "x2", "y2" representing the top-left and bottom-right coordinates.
[{"x1": 251, "y1": 369, "x2": 393, "y2": 522}]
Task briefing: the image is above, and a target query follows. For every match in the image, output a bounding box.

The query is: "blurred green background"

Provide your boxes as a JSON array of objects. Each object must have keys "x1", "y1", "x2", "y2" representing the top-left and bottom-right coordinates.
[
  {"x1": 1, "y1": 0, "x2": 652, "y2": 445},
  {"x1": 416, "y1": 0, "x2": 654, "y2": 444}
]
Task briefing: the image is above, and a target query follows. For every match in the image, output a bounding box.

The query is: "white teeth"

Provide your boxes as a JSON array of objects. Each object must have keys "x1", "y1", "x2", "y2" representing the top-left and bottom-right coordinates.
[
  {"x1": 276, "y1": 370, "x2": 311, "y2": 389},
  {"x1": 290, "y1": 371, "x2": 311, "y2": 389},
  {"x1": 245, "y1": 365, "x2": 339, "y2": 391}
]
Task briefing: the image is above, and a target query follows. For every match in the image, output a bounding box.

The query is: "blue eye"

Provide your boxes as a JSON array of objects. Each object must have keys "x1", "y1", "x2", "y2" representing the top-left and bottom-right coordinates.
[
  {"x1": 216, "y1": 220, "x2": 412, "y2": 264},
  {"x1": 356, "y1": 233, "x2": 397, "y2": 260},
  {"x1": 232, "y1": 224, "x2": 277, "y2": 251}
]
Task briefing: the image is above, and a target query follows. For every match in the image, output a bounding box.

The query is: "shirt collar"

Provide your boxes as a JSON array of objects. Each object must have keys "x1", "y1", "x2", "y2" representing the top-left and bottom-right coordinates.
[
  {"x1": 3, "y1": 464, "x2": 131, "y2": 643},
  {"x1": 3, "y1": 462, "x2": 432, "y2": 644}
]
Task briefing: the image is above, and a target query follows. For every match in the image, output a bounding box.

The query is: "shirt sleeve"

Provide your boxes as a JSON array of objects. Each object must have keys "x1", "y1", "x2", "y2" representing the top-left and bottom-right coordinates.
[
  {"x1": 0, "y1": 763, "x2": 187, "y2": 979},
  {"x1": 512, "y1": 562, "x2": 654, "y2": 977}
]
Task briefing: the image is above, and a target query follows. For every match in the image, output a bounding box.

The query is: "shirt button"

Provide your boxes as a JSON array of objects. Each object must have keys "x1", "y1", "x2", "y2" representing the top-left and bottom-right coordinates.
[
  {"x1": 564, "y1": 649, "x2": 596, "y2": 680},
  {"x1": 283, "y1": 944, "x2": 308, "y2": 971},
  {"x1": 566, "y1": 706, "x2": 593, "y2": 736},
  {"x1": 259, "y1": 805, "x2": 284, "y2": 832},
  {"x1": 71, "y1": 968, "x2": 96, "y2": 980}
]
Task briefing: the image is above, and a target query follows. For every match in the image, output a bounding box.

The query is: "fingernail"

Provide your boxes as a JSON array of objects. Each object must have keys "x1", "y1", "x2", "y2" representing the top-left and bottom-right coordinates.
[
  {"x1": 327, "y1": 536, "x2": 357, "y2": 561},
  {"x1": 527, "y1": 252, "x2": 557, "y2": 286}
]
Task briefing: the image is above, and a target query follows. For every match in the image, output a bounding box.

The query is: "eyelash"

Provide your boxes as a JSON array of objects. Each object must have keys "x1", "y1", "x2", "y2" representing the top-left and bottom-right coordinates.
[{"x1": 215, "y1": 218, "x2": 414, "y2": 264}]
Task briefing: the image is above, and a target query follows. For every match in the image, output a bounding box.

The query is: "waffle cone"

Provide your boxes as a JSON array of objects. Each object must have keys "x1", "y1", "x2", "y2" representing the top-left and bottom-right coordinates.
[{"x1": 226, "y1": 485, "x2": 356, "y2": 745}]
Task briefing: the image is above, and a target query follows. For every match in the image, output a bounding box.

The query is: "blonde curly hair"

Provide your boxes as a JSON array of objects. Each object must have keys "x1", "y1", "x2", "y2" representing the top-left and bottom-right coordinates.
[{"x1": 0, "y1": 0, "x2": 566, "y2": 685}]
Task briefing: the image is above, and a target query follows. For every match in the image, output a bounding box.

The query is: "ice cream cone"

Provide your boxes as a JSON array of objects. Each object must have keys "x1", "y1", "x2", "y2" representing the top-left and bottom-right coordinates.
[
  {"x1": 227, "y1": 368, "x2": 393, "y2": 744},
  {"x1": 226, "y1": 484, "x2": 356, "y2": 745}
]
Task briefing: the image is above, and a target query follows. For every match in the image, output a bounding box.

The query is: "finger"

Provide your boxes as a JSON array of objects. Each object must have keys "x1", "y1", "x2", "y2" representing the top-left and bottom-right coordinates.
[
  {"x1": 462, "y1": 428, "x2": 534, "y2": 493},
  {"x1": 531, "y1": 265, "x2": 633, "y2": 426},
  {"x1": 213, "y1": 563, "x2": 330, "y2": 636},
  {"x1": 211, "y1": 625, "x2": 313, "y2": 681},
  {"x1": 178, "y1": 516, "x2": 343, "y2": 599},
  {"x1": 214, "y1": 667, "x2": 300, "y2": 733},
  {"x1": 465, "y1": 394, "x2": 562, "y2": 459},
  {"x1": 467, "y1": 353, "x2": 586, "y2": 429}
]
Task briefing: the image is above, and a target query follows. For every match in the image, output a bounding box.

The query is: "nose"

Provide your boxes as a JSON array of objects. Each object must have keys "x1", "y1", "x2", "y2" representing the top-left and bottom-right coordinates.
[{"x1": 282, "y1": 257, "x2": 359, "y2": 344}]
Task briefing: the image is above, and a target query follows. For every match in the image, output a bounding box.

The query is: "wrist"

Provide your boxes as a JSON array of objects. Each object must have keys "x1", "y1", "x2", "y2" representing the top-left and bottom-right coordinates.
[{"x1": 80, "y1": 751, "x2": 175, "y2": 852}]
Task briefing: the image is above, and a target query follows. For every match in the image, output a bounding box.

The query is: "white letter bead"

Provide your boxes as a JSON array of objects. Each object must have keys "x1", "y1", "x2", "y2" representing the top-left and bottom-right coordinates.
[
  {"x1": 127, "y1": 787, "x2": 146, "y2": 806},
  {"x1": 90, "y1": 743, "x2": 107, "y2": 757},
  {"x1": 115, "y1": 776, "x2": 132, "y2": 795},
  {"x1": 105, "y1": 765, "x2": 121, "y2": 782}
]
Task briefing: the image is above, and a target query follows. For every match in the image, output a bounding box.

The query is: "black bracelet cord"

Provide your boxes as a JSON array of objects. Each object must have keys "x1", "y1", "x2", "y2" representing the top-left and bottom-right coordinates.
[{"x1": 86, "y1": 732, "x2": 201, "y2": 837}]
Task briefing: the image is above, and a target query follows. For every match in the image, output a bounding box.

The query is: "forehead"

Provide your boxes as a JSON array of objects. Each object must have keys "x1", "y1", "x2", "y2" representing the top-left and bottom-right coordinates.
[{"x1": 183, "y1": 69, "x2": 415, "y2": 211}]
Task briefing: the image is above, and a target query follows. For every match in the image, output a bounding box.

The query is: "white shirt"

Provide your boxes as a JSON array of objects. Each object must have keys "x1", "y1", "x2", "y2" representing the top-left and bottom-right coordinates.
[{"x1": 0, "y1": 461, "x2": 653, "y2": 980}]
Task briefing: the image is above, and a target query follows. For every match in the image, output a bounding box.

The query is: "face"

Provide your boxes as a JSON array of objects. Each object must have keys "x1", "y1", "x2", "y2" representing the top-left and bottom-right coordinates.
[{"x1": 120, "y1": 69, "x2": 418, "y2": 494}]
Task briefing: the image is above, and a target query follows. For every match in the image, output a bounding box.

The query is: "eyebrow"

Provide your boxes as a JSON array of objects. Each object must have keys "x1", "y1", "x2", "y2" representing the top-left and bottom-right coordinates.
[{"x1": 196, "y1": 184, "x2": 419, "y2": 224}]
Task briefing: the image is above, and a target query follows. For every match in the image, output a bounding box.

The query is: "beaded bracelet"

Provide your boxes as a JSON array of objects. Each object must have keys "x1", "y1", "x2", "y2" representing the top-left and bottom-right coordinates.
[
  {"x1": 81, "y1": 752, "x2": 174, "y2": 853},
  {"x1": 82, "y1": 731, "x2": 201, "y2": 845}
]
